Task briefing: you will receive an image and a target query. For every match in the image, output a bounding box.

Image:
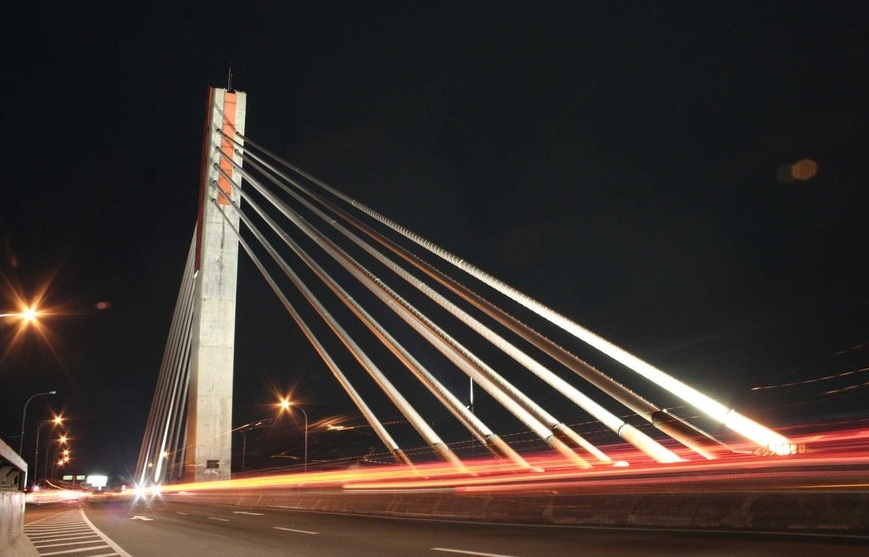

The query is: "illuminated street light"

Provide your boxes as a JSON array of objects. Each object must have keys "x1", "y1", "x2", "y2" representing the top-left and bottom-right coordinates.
[
  {"x1": 44, "y1": 434, "x2": 69, "y2": 481},
  {"x1": 0, "y1": 307, "x2": 39, "y2": 321},
  {"x1": 18, "y1": 390, "x2": 57, "y2": 455},
  {"x1": 54, "y1": 457, "x2": 68, "y2": 478},
  {"x1": 278, "y1": 397, "x2": 308, "y2": 473},
  {"x1": 33, "y1": 415, "x2": 63, "y2": 486}
]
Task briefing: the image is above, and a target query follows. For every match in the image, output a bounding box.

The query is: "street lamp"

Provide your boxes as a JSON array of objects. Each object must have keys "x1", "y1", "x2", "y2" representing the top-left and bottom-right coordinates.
[
  {"x1": 238, "y1": 429, "x2": 247, "y2": 472},
  {"x1": 54, "y1": 456, "x2": 69, "y2": 479},
  {"x1": 278, "y1": 398, "x2": 308, "y2": 473},
  {"x1": 44, "y1": 434, "x2": 68, "y2": 481},
  {"x1": 19, "y1": 390, "x2": 57, "y2": 455},
  {"x1": 0, "y1": 307, "x2": 39, "y2": 321},
  {"x1": 33, "y1": 415, "x2": 63, "y2": 486},
  {"x1": 232, "y1": 420, "x2": 265, "y2": 473}
]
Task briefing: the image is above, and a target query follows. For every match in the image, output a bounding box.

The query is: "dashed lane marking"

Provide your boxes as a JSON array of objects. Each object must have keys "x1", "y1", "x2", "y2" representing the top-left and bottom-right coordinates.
[
  {"x1": 273, "y1": 526, "x2": 319, "y2": 535},
  {"x1": 432, "y1": 548, "x2": 520, "y2": 557}
]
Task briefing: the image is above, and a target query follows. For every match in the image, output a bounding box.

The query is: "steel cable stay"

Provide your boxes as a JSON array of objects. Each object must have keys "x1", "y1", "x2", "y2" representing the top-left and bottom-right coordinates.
[
  {"x1": 152, "y1": 236, "x2": 196, "y2": 484},
  {"x1": 212, "y1": 170, "x2": 534, "y2": 472},
  {"x1": 231, "y1": 149, "x2": 681, "y2": 464},
  {"x1": 226, "y1": 130, "x2": 792, "y2": 457},
  {"x1": 222, "y1": 131, "x2": 720, "y2": 458},
  {"x1": 210, "y1": 198, "x2": 414, "y2": 467},
  {"x1": 153, "y1": 236, "x2": 199, "y2": 484},
  {"x1": 165, "y1": 302, "x2": 195, "y2": 482},
  {"x1": 215, "y1": 160, "x2": 598, "y2": 468},
  {"x1": 136, "y1": 234, "x2": 193, "y2": 484},
  {"x1": 208, "y1": 188, "x2": 464, "y2": 470},
  {"x1": 157, "y1": 263, "x2": 196, "y2": 483},
  {"x1": 219, "y1": 161, "x2": 594, "y2": 466},
  {"x1": 137, "y1": 232, "x2": 197, "y2": 486}
]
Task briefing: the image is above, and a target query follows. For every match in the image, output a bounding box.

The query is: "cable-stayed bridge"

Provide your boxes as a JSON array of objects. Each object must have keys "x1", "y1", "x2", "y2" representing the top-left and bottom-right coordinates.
[{"x1": 135, "y1": 87, "x2": 795, "y2": 488}]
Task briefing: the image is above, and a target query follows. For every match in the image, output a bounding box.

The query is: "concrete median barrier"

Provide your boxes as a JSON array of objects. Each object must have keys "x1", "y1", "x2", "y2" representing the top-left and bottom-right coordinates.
[
  {"x1": 0, "y1": 439, "x2": 37, "y2": 557},
  {"x1": 162, "y1": 486, "x2": 869, "y2": 535}
]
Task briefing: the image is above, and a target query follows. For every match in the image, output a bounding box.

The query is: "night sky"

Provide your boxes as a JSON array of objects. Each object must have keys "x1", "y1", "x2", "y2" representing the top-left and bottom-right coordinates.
[{"x1": 2, "y1": 2, "x2": 868, "y2": 479}]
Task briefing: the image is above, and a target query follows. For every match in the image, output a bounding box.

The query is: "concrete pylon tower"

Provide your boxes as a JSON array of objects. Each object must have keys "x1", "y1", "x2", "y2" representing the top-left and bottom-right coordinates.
[{"x1": 185, "y1": 87, "x2": 247, "y2": 481}]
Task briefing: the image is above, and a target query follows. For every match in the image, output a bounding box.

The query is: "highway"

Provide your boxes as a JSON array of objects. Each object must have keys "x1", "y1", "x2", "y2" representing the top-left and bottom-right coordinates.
[{"x1": 23, "y1": 498, "x2": 869, "y2": 557}]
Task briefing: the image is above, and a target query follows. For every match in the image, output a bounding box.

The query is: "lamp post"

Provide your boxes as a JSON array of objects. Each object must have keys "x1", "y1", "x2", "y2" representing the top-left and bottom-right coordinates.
[
  {"x1": 279, "y1": 398, "x2": 308, "y2": 473},
  {"x1": 239, "y1": 428, "x2": 247, "y2": 472},
  {"x1": 52, "y1": 453, "x2": 70, "y2": 480},
  {"x1": 232, "y1": 420, "x2": 265, "y2": 473},
  {"x1": 33, "y1": 415, "x2": 63, "y2": 486},
  {"x1": 44, "y1": 434, "x2": 68, "y2": 482},
  {"x1": 53, "y1": 456, "x2": 69, "y2": 480},
  {"x1": 19, "y1": 390, "x2": 56, "y2": 455}
]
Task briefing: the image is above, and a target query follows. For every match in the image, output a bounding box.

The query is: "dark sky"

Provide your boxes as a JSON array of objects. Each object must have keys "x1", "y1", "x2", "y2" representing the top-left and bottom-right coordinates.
[{"x1": 2, "y1": 1, "x2": 868, "y2": 478}]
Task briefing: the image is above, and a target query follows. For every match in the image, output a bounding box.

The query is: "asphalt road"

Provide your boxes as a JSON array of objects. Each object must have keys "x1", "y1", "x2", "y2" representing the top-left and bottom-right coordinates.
[{"x1": 23, "y1": 498, "x2": 869, "y2": 557}]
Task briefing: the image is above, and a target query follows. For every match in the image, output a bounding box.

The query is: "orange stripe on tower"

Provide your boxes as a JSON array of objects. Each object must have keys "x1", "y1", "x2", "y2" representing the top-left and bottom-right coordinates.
[{"x1": 217, "y1": 93, "x2": 237, "y2": 205}]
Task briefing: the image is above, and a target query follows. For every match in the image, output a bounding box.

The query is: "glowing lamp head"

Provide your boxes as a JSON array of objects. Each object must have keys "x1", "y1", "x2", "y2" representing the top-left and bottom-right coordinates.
[
  {"x1": 279, "y1": 398, "x2": 291, "y2": 412},
  {"x1": 22, "y1": 307, "x2": 37, "y2": 321}
]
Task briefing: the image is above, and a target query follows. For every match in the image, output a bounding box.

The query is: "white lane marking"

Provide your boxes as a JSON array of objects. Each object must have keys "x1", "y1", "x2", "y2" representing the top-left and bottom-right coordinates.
[
  {"x1": 129, "y1": 515, "x2": 154, "y2": 521},
  {"x1": 40, "y1": 545, "x2": 110, "y2": 555},
  {"x1": 273, "y1": 526, "x2": 319, "y2": 535},
  {"x1": 34, "y1": 539, "x2": 107, "y2": 549},
  {"x1": 28, "y1": 526, "x2": 93, "y2": 533},
  {"x1": 25, "y1": 511, "x2": 70, "y2": 526},
  {"x1": 208, "y1": 517, "x2": 230, "y2": 522},
  {"x1": 233, "y1": 511, "x2": 265, "y2": 516},
  {"x1": 80, "y1": 508, "x2": 134, "y2": 557},
  {"x1": 432, "y1": 548, "x2": 520, "y2": 557},
  {"x1": 29, "y1": 531, "x2": 96, "y2": 539},
  {"x1": 25, "y1": 509, "x2": 129, "y2": 557},
  {"x1": 27, "y1": 532, "x2": 97, "y2": 544},
  {"x1": 27, "y1": 524, "x2": 90, "y2": 528},
  {"x1": 176, "y1": 511, "x2": 189, "y2": 515}
]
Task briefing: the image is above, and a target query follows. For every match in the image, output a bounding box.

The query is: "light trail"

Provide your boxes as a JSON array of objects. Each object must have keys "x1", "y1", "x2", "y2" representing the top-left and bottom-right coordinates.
[{"x1": 145, "y1": 425, "x2": 867, "y2": 497}]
